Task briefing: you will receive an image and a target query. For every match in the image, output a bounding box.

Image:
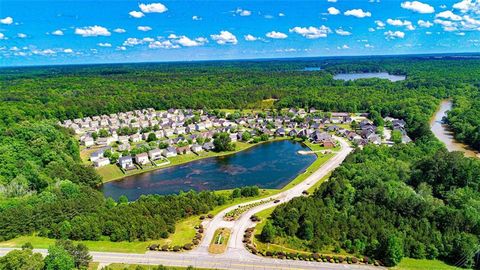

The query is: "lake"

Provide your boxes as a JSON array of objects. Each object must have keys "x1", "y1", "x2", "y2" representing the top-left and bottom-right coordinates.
[
  {"x1": 101, "y1": 140, "x2": 317, "y2": 200},
  {"x1": 333, "y1": 72, "x2": 406, "y2": 82},
  {"x1": 430, "y1": 100, "x2": 479, "y2": 158},
  {"x1": 302, "y1": 67, "x2": 322, "y2": 71}
]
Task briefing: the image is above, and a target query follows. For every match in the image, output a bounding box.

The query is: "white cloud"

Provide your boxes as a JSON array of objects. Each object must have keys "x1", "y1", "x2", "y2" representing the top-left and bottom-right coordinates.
[
  {"x1": 337, "y1": 44, "x2": 350, "y2": 49},
  {"x1": 387, "y1": 19, "x2": 412, "y2": 26},
  {"x1": 33, "y1": 49, "x2": 56, "y2": 56},
  {"x1": 210, "y1": 31, "x2": 238, "y2": 44},
  {"x1": 436, "y1": 11, "x2": 463, "y2": 21},
  {"x1": 375, "y1": 20, "x2": 386, "y2": 29},
  {"x1": 453, "y1": 0, "x2": 479, "y2": 13},
  {"x1": 266, "y1": 31, "x2": 288, "y2": 39},
  {"x1": 384, "y1": 30, "x2": 405, "y2": 39},
  {"x1": 327, "y1": 0, "x2": 338, "y2": 2},
  {"x1": 0, "y1": 33, "x2": 5, "y2": 40},
  {"x1": 98, "y1": 43, "x2": 112, "y2": 47},
  {"x1": 368, "y1": 27, "x2": 376, "y2": 32},
  {"x1": 328, "y1": 7, "x2": 340, "y2": 15},
  {"x1": 365, "y1": 44, "x2": 374, "y2": 48},
  {"x1": 434, "y1": 19, "x2": 459, "y2": 31},
  {"x1": 418, "y1": 20, "x2": 433, "y2": 27},
  {"x1": 335, "y1": 29, "x2": 352, "y2": 36},
  {"x1": 63, "y1": 48, "x2": 73, "y2": 53},
  {"x1": 114, "y1": 28, "x2": 126, "y2": 33},
  {"x1": 52, "y1": 30, "x2": 64, "y2": 36},
  {"x1": 10, "y1": 46, "x2": 20, "y2": 51},
  {"x1": 75, "y1": 26, "x2": 111, "y2": 37},
  {"x1": 278, "y1": 13, "x2": 285, "y2": 17},
  {"x1": 117, "y1": 46, "x2": 127, "y2": 51},
  {"x1": 123, "y1": 37, "x2": 144, "y2": 46},
  {"x1": 192, "y1": 15, "x2": 201, "y2": 21},
  {"x1": 176, "y1": 36, "x2": 207, "y2": 47},
  {"x1": 129, "y1": 11, "x2": 145, "y2": 18},
  {"x1": 244, "y1": 34, "x2": 258, "y2": 41},
  {"x1": 344, "y1": 9, "x2": 371, "y2": 18},
  {"x1": 235, "y1": 8, "x2": 252, "y2": 16},
  {"x1": 149, "y1": 40, "x2": 179, "y2": 49},
  {"x1": 400, "y1": 1, "x2": 435, "y2": 14},
  {"x1": 139, "y1": 3, "x2": 168, "y2": 13},
  {"x1": 0, "y1": 17, "x2": 13, "y2": 25},
  {"x1": 17, "y1": 33, "x2": 27, "y2": 38},
  {"x1": 289, "y1": 25, "x2": 331, "y2": 39},
  {"x1": 137, "y1": 26, "x2": 152, "y2": 31}
]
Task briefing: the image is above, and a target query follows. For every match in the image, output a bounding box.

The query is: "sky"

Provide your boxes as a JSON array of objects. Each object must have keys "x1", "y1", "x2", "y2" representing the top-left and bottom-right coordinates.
[{"x1": 0, "y1": 0, "x2": 479, "y2": 67}]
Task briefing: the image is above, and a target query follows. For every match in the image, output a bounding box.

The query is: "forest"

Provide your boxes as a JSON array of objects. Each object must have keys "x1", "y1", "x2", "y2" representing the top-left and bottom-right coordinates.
[
  {"x1": 0, "y1": 55, "x2": 480, "y2": 267},
  {"x1": 446, "y1": 95, "x2": 480, "y2": 151}
]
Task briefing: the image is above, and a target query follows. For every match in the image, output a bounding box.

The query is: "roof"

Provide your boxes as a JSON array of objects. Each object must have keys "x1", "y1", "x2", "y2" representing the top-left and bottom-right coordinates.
[{"x1": 118, "y1": 156, "x2": 132, "y2": 163}]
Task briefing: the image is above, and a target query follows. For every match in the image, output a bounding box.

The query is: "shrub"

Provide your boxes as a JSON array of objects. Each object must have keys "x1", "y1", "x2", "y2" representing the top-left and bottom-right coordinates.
[
  {"x1": 173, "y1": 246, "x2": 181, "y2": 252},
  {"x1": 199, "y1": 216, "x2": 205, "y2": 220},
  {"x1": 149, "y1": 244, "x2": 159, "y2": 251},
  {"x1": 207, "y1": 214, "x2": 214, "y2": 219},
  {"x1": 192, "y1": 239, "x2": 199, "y2": 245},
  {"x1": 161, "y1": 245, "x2": 169, "y2": 251},
  {"x1": 352, "y1": 257, "x2": 358, "y2": 263},
  {"x1": 183, "y1": 243, "x2": 193, "y2": 250},
  {"x1": 198, "y1": 228, "x2": 204, "y2": 233},
  {"x1": 266, "y1": 251, "x2": 273, "y2": 257}
]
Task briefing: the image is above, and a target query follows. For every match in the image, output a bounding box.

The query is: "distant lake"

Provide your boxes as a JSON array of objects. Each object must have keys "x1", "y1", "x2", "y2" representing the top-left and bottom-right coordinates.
[
  {"x1": 333, "y1": 72, "x2": 406, "y2": 82},
  {"x1": 101, "y1": 140, "x2": 316, "y2": 200},
  {"x1": 302, "y1": 67, "x2": 322, "y2": 71}
]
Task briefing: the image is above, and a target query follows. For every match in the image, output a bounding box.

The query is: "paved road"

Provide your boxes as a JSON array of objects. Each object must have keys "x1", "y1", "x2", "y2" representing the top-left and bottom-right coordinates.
[{"x1": 0, "y1": 138, "x2": 377, "y2": 270}]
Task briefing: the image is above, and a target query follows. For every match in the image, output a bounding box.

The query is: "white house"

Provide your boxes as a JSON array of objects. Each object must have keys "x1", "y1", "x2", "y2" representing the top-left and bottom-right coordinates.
[
  {"x1": 190, "y1": 144, "x2": 203, "y2": 153},
  {"x1": 83, "y1": 137, "x2": 94, "y2": 147},
  {"x1": 135, "y1": 153, "x2": 150, "y2": 165},
  {"x1": 148, "y1": 149, "x2": 163, "y2": 160},
  {"x1": 162, "y1": 146, "x2": 178, "y2": 157},
  {"x1": 118, "y1": 156, "x2": 134, "y2": 169},
  {"x1": 93, "y1": 157, "x2": 110, "y2": 168}
]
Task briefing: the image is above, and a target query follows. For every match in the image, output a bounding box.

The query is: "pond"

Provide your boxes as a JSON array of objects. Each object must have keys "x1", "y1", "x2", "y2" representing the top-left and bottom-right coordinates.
[
  {"x1": 302, "y1": 67, "x2": 322, "y2": 71},
  {"x1": 430, "y1": 100, "x2": 479, "y2": 158},
  {"x1": 333, "y1": 72, "x2": 406, "y2": 82},
  {"x1": 101, "y1": 140, "x2": 317, "y2": 200}
]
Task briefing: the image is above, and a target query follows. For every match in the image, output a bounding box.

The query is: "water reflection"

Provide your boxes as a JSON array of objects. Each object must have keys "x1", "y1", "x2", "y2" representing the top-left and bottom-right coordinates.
[{"x1": 333, "y1": 72, "x2": 406, "y2": 82}]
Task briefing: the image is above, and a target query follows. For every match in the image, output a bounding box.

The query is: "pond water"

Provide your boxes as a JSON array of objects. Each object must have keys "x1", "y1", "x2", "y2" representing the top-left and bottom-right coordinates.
[
  {"x1": 101, "y1": 140, "x2": 316, "y2": 200},
  {"x1": 302, "y1": 67, "x2": 322, "y2": 71},
  {"x1": 333, "y1": 72, "x2": 406, "y2": 82},
  {"x1": 430, "y1": 100, "x2": 479, "y2": 158}
]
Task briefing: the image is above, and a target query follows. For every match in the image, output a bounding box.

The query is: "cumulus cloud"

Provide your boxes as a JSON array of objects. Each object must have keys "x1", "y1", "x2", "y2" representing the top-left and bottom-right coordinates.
[
  {"x1": 328, "y1": 7, "x2": 340, "y2": 15},
  {"x1": 400, "y1": 1, "x2": 435, "y2": 13},
  {"x1": 387, "y1": 19, "x2": 416, "y2": 30},
  {"x1": 75, "y1": 26, "x2": 111, "y2": 37},
  {"x1": 384, "y1": 30, "x2": 405, "y2": 39},
  {"x1": 327, "y1": 0, "x2": 337, "y2": 2},
  {"x1": 244, "y1": 34, "x2": 258, "y2": 41},
  {"x1": 123, "y1": 38, "x2": 144, "y2": 46},
  {"x1": 52, "y1": 30, "x2": 64, "y2": 36},
  {"x1": 192, "y1": 15, "x2": 202, "y2": 20},
  {"x1": 174, "y1": 36, "x2": 207, "y2": 47},
  {"x1": 117, "y1": 46, "x2": 127, "y2": 51},
  {"x1": 344, "y1": 9, "x2": 371, "y2": 18},
  {"x1": 278, "y1": 12, "x2": 285, "y2": 17},
  {"x1": 375, "y1": 20, "x2": 386, "y2": 29},
  {"x1": 17, "y1": 33, "x2": 27, "y2": 38},
  {"x1": 289, "y1": 26, "x2": 331, "y2": 39},
  {"x1": 139, "y1": 3, "x2": 168, "y2": 13},
  {"x1": 365, "y1": 44, "x2": 374, "y2": 48},
  {"x1": 418, "y1": 20, "x2": 433, "y2": 27},
  {"x1": 235, "y1": 8, "x2": 252, "y2": 16},
  {"x1": 98, "y1": 43, "x2": 112, "y2": 47},
  {"x1": 0, "y1": 33, "x2": 5, "y2": 40},
  {"x1": 129, "y1": 11, "x2": 145, "y2": 18},
  {"x1": 63, "y1": 48, "x2": 73, "y2": 53},
  {"x1": 337, "y1": 44, "x2": 350, "y2": 49},
  {"x1": 453, "y1": 0, "x2": 479, "y2": 13},
  {"x1": 114, "y1": 28, "x2": 126, "y2": 33},
  {"x1": 335, "y1": 29, "x2": 352, "y2": 36},
  {"x1": 0, "y1": 17, "x2": 13, "y2": 25},
  {"x1": 137, "y1": 26, "x2": 152, "y2": 31},
  {"x1": 266, "y1": 31, "x2": 288, "y2": 39},
  {"x1": 210, "y1": 31, "x2": 238, "y2": 44},
  {"x1": 434, "y1": 19, "x2": 459, "y2": 31},
  {"x1": 436, "y1": 10, "x2": 463, "y2": 21},
  {"x1": 149, "y1": 40, "x2": 180, "y2": 49}
]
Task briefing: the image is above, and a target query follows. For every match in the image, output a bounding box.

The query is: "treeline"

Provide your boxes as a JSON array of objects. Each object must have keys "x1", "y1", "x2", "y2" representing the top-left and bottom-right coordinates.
[
  {"x1": 0, "y1": 182, "x2": 226, "y2": 242},
  {"x1": 262, "y1": 142, "x2": 480, "y2": 267},
  {"x1": 446, "y1": 96, "x2": 480, "y2": 151}
]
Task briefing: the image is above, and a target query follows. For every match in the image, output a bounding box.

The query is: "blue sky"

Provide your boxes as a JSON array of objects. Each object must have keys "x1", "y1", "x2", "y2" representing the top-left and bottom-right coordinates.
[{"x1": 0, "y1": 0, "x2": 479, "y2": 66}]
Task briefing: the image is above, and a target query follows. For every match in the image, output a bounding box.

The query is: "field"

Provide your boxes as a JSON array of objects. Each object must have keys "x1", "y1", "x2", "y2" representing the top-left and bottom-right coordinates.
[
  {"x1": 391, "y1": 258, "x2": 462, "y2": 270},
  {"x1": 104, "y1": 264, "x2": 213, "y2": 270}
]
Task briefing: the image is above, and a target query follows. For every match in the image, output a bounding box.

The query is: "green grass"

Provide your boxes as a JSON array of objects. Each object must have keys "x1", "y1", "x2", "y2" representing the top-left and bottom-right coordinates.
[{"x1": 391, "y1": 258, "x2": 463, "y2": 270}]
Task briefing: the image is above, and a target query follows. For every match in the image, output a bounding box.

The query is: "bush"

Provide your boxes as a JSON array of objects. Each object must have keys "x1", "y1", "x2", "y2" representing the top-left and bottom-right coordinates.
[
  {"x1": 351, "y1": 257, "x2": 358, "y2": 263},
  {"x1": 207, "y1": 214, "x2": 214, "y2": 219},
  {"x1": 172, "y1": 246, "x2": 181, "y2": 252},
  {"x1": 183, "y1": 243, "x2": 193, "y2": 250},
  {"x1": 192, "y1": 239, "x2": 199, "y2": 245},
  {"x1": 161, "y1": 245, "x2": 169, "y2": 251},
  {"x1": 266, "y1": 251, "x2": 273, "y2": 257},
  {"x1": 149, "y1": 244, "x2": 158, "y2": 251},
  {"x1": 198, "y1": 228, "x2": 204, "y2": 233}
]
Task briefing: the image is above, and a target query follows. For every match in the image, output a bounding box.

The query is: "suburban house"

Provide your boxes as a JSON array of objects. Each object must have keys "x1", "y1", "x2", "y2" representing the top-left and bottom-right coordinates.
[
  {"x1": 90, "y1": 146, "x2": 112, "y2": 162},
  {"x1": 93, "y1": 157, "x2": 110, "y2": 168},
  {"x1": 135, "y1": 153, "x2": 150, "y2": 165},
  {"x1": 190, "y1": 143, "x2": 203, "y2": 153},
  {"x1": 203, "y1": 142, "x2": 215, "y2": 151},
  {"x1": 176, "y1": 146, "x2": 191, "y2": 155},
  {"x1": 162, "y1": 146, "x2": 178, "y2": 157},
  {"x1": 83, "y1": 137, "x2": 94, "y2": 147},
  {"x1": 118, "y1": 156, "x2": 134, "y2": 170},
  {"x1": 148, "y1": 149, "x2": 163, "y2": 160}
]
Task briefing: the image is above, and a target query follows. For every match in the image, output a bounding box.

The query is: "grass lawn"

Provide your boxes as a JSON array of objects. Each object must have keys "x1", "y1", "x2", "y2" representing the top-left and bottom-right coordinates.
[
  {"x1": 391, "y1": 258, "x2": 462, "y2": 270},
  {"x1": 105, "y1": 264, "x2": 214, "y2": 270},
  {"x1": 208, "y1": 228, "x2": 230, "y2": 254}
]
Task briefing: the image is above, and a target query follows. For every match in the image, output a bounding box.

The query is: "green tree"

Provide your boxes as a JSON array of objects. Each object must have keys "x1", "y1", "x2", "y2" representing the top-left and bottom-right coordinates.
[
  {"x1": 383, "y1": 236, "x2": 404, "y2": 267},
  {"x1": 44, "y1": 245, "x2": 75, "y2": 270},
  {"x1": 213, "y1": 132, "x2": 234, "y2": 152},
  {"x1": 147, "y1": 133, "x2": 157, "y2": 142},
  {"x1": 241, "y1": 131, "x2": 251, "y2": 142},
  {"x1": 391, "y1": 130, "x2": 402, "y2": 144},
  {"x1": 56, "y1": 240, "x2": 92, "y2": 269},
  {"x1": 0, "y1": 249, "x2": 44, "y2": 270},
  {"x1": 260, "y1": 221, "x2": 276, "y2": 243},
  {"x1": 118, "y1": 195, "x2": 129, "y2": 204}
]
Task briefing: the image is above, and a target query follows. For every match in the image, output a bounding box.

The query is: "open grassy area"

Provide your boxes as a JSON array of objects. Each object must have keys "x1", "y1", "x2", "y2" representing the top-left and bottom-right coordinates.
[
  {"x1": 208, "y1": 228, "x2": 230, "y2": 254},
  {"x1": 391, "y1": 258, "x2": 462, "y2": 270}
]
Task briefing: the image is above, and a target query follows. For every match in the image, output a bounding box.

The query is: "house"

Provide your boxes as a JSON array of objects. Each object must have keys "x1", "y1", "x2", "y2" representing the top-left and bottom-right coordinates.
[
  {"x1": 288, "y1": 129, "x2": 298, "y2": 137},
  {"x1": 130, "y1": 134, "x2": 141, "y2": 143},
  {"x1": 118, "y1": 143, "x2": 131, "y2": 152},
  {"x1": 203, "y1": 142, "x2": 215, "y2": 151},
  {"x1": 402, "y1": 134, "x2": 412, "y2": 144},
  {"x1": 135, "y1": 153, "x2": 150, "y2": 165},
  {"x1": 275, "y1": 128, "x2": 286, "y2": 137},
  {"x1": 175, "y1": 127, "x2": 186, "y2": 135},
  {"x1": 93, "y1": 157, "x2": 110, "y2": 168},
  {"x1": 118, "y1": 156, "x2": 134, "y2": 170},
  {"x1": 90, "y1": 147, "x2": 112, "y2": 162},
  {"x1": 118, "y1": 136, "x2": 129, "y2": 144},
  {"x1": 176, "y1": 146, "x2": 191, "y2": 155},
  {"x1": 163, "y1": 128, "x2": 174, "y2": 137},
  {"x1": 162, "y1": 146, "x2": 178, "y2": 157},
  {"x1": 190, "y1": 144, "x2": 203, "y2": 153},
  {"x1": 148, "y1": 149, "x2": 163, "y2": 160},
  {"x1": 322, "y1": 139, "x2": 336, "y2": 148},
  {"x1": 83, "y1": 137, "x2": 94, "y2": 147},
  {"x1": 229, "y1": 133, "x2": 238, "y2": 142}
]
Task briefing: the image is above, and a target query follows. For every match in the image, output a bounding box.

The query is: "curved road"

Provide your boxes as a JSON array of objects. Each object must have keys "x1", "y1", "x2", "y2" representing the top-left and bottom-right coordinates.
[{"x1": 1, "y1": 137, "x2": 381, "y2": 269}]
